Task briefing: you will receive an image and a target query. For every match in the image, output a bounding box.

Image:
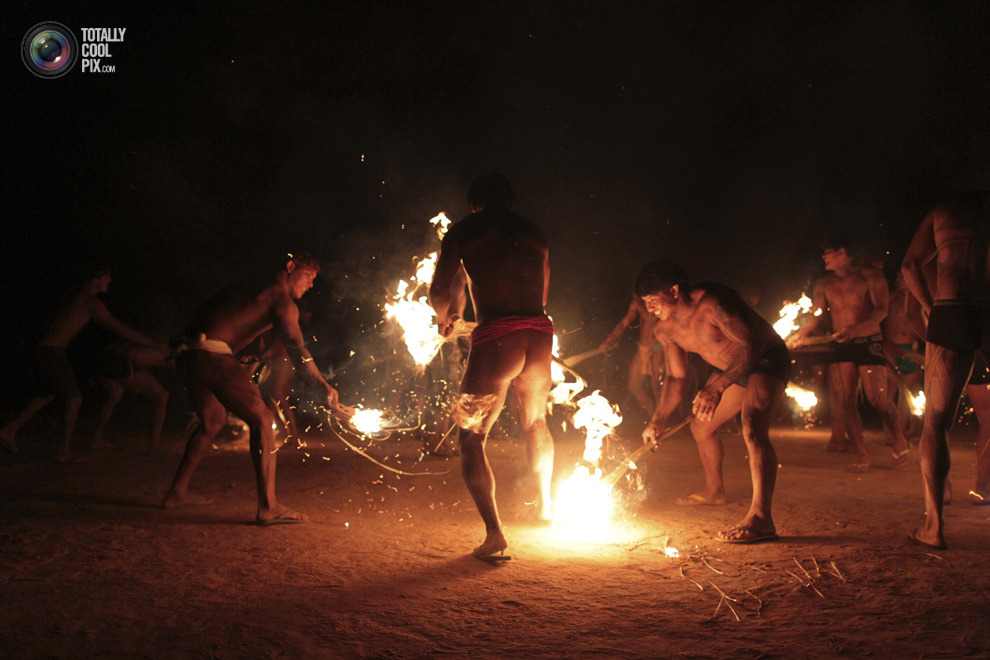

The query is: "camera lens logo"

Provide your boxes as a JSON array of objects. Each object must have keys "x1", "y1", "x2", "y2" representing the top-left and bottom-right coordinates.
[{"x1": 22, "y1": 22, "x2": 79, "y2": 78}]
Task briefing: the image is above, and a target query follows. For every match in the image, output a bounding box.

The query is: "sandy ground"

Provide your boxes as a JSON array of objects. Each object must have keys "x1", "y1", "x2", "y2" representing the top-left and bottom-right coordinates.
[{"x1": 2, "y1": 415, "x2": 989, "y2": 659}]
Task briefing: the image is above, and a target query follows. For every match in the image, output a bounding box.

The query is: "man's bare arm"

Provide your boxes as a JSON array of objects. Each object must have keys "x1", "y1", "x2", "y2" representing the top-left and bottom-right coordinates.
[
  {"x1": 902, "y1": 212, "x2": 937, "y2": 315},
  {"x1": 273, "y1": 297, "x2": 338, "y2": 406},
  {"x1": 704, "y1": 298, "x2": 755, "y2": 397},
  {"x1": 428, "y1": 233, "x2": 462, "y2": 335},
  {"x1": 790, "y1": 279, "x2": 827, "y2": 346},
  {"x1": 89, "y1": 299, "x2": 159, "y2": 349},
  {"x1": 642, "y1": 334, "x2": 689, "y2": 445},
  {"x1": 600, "y1": 299, "x2": 639, "y2": 350}
]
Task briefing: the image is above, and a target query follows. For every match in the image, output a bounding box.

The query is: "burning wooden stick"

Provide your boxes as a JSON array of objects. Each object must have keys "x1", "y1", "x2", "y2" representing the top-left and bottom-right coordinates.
[
  {"x1": 562, "y1": 346, "x2": 606, "y2": 368},
  {"x1": 602, "y1": 417, "x2": 693, "y2": 489}
]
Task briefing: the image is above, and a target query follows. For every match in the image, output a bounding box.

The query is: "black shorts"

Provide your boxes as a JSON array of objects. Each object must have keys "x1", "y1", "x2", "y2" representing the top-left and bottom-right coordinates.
[
  {"x1": 927, "y1": 301, "x2": 990, "y2": 354},
  {"x1": 829, "y1": 334, "x2": 885, "y2": 366},
  {"x1": 720, "y1": 342, "x2": 792, "y2": 387},
  {"x1": 30, "y1": 346, "x2": 80, "y2": 398}
]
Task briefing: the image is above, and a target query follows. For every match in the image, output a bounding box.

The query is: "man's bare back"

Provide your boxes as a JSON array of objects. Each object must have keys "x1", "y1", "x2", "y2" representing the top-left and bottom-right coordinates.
[{"x1": 440, "y1": 208, "x2": 548, "y2": 324}]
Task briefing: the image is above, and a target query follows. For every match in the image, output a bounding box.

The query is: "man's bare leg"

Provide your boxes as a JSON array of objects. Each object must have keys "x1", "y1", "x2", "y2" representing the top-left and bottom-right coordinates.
[
  {"x1": 834, "y1": 362, "x2": 869, "y2": 469},
  {"x1": 457, "y1": 334, "x2": 527, "y2": 556},
  {"x1": 127, "y1": 370, "x2": 169, "y2": 452},
  {"x1": 513, "y1": 336, "x2": 555, "y2": 521},
  {"x1": 861, "y1": 365, "x2": 910, "y2": 464},
  {"x1": 93, "y1": 379, "x2": 125, "y2": 450},
  {"x1": 965, "y1": 383, "x2": 990, "y2": 503},
  {"x1": 0, "y1": 395, "x2": 56, "y2": 454},
  {"x1": 719, "y1": 375, "x2": 783, "y2": 542},
  {"x1": 55, "y1": 394, "x2": 83, "y2": 463},
  {"x1": 912, "y1": 345, "x2": 972, "y2": 549},
  {"x1": 683, "y1": 386, "x2": 747, "y2": 505},
  {"x1": 162, "y1": 389, "x2": 224, "y2": 508},
  {"x1": 628, "y1": 354, "x2": 655, "y2": 417},
  {"x1": 460, "y1": 429, "x2": 507, "y2": 555},
  {"x1": 825, "y1": 363, "x2": 853, "y2": 452}
]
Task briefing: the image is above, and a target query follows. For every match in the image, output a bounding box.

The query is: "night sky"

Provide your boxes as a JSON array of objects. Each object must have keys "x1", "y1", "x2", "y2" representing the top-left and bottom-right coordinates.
[{"x1": 5, "y1": 3, "x2": 990, "y2": 378}]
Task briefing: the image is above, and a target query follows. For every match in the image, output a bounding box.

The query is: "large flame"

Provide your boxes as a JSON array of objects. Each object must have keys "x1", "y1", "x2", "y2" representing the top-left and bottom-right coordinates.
[
  {"x1": 572, "y1": 391, "x2": 623, "y2": 464},
  {"x1": 384, "y1": 213, "x2": 452, "y2": 366},
  {"x1": 908, "y1": 390, "x2": 925, "y2": 417},
  {"x1": 774, "y1": 293, "x2": 814, "y2": 340},
  {"x1": 785, "y1": 383, "x2": 818, "y2": 411},
  {"x1": 350, "y1": 408, "x2": 386, "y2": 435}
]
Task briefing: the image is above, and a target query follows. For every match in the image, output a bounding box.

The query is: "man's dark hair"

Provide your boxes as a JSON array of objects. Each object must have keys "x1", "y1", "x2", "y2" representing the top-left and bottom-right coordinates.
[
  {"x1": 467, "y1": 173, "x2": 515, "y2": 210},
  {"x1": 634, "y1": 261, "x2": 690, "y2": 297},
  {"x1": 83, "y1": 263, "x2": 112, "y2": 281},
  {"x1": 288, "y1": 251, "x2": 321, "y2": 273}
]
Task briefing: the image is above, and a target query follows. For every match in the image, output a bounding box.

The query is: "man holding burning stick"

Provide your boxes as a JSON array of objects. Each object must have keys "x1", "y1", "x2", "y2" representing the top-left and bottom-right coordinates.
[
  {"x1": 789, "y1": 239, "x2": 910, "y2": 470},
  {"x1": 638, "y1": 261, "x2": 789, "y2": 544},
  {"x1": 429, "y1": 174, "x2": 554, "y2": 559},
  {"x1": 902, "y1": 192, "x2": 990, "y2": 549},
  {"x1": 162, "y1": 252, "x2": 340, "y2": 525}
]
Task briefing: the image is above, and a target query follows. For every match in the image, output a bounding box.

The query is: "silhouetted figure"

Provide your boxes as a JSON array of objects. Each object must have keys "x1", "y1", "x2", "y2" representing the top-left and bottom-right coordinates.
[
  {"x1": 638, "y1": 261, "x2": 789, "y2": 544},
  {"x1": 902, "y1": 192, "x2": 990, "y2": 549},
  {"x1": 429, "y1": 174, "x2": 554, "y2": 559},
  {"x1": 162, "y1": 253, "x2": 340, "y2": 525}
]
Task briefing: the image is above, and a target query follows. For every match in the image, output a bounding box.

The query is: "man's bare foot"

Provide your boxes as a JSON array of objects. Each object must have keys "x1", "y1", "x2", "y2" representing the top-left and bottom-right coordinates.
[
  {"x1": 718, "y1": 517, "x2": 777, "y2": 544},
  {"x1": 675, "y1": 492, "x2": 728, "y2": 506},
  {"x1": 892, "y1": 448, "x2": 910, "y2": 466},
  {"x1": 908, "y1": 527, "x2": 946, "y2": 550},
  {"x1": 161, "y1": 491, "x2": 215, "y2": 509},
  {"x1": 0, "y1": 428, "x2": 18, "y2": 455},
  {"x1": 472, "y1": 530, "x2": 508, "y2": 558},
  {"x1": 847, "y1": 461, "x2": 870, "y2": 473},
  {"x1": 257, "y1": 504, "x2": 309, "y2": 525}
]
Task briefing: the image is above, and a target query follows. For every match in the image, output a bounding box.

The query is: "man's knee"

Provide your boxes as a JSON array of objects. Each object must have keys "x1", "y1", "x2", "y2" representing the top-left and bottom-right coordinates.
[
  {"x1": 243, "y1": 405, "x2": 274, "y2": 433},
  {"x1": 199, "y1": 409, "x2": 227, "y2": 437},
  {"x1": 741, "y1": 414, "x2": 770, "y2": 445}
]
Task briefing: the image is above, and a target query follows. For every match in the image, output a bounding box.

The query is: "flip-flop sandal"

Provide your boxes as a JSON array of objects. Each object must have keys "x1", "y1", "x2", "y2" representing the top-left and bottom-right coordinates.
[
  {"x1": 258, "y1": 510, "x2": 309, "y2": 526},
  {"x1": 892, "y1": 449, "x2": 910, "y2": 466},
  {"x1": 475, "y1": 551, "x2": 511, "y2": 564},
  {"x1": 675, "y1": 493, "x2": 723, "y2": 506},
  {"x1": 718, "y1": 526, "x2": 779, "y2": 544}
]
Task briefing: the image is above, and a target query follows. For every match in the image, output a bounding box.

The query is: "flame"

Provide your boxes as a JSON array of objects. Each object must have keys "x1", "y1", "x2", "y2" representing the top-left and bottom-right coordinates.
[
  {"x1": 908, "y1": 390, "x2": 925, "y2": 417},
  {"x1": 774, "y1": 293, "x2": 813, "y2": 340},
  {"x1": 552, "y1": 465, "x2": 616, "y2": 542},
  {"x1": 571, "y1": 391, "x2": 623, "y2": 464},
  {"x1": 383, "y1": 213, "x2": 453, "y2": 366},
  {"x1": 664, "y1": 546, "x2": 680, "y2": 558},
  {"x1": 785, "y1": 383, "x2": 818, "y2": 411},
  {"x1": 350, "y1": 408, "x2": 385, "y2": 435}
]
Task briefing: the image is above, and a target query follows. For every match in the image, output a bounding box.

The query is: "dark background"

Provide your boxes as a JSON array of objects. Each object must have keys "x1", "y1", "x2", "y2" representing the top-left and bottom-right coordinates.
[{"x1": 3, "y1": 2, "x2": 989, "y2": 402}]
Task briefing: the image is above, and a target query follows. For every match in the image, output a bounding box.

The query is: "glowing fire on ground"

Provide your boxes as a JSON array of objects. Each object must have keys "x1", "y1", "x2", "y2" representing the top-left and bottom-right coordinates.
[
  {"x1": 773, "y1": 293, "x2": 817, "y2": 340},
  {"x1": 383, "y1": 213, "x2": 451, "y2": 366},
  {"x1": 350, "y1": 408, "x2": 386, "y2": 435},
  {"x1": 908, "y1": 390, "x2": 926, "y2": 417},
  {"x1": 784, "y1": 383, "x2": 818, "y2": 411}
]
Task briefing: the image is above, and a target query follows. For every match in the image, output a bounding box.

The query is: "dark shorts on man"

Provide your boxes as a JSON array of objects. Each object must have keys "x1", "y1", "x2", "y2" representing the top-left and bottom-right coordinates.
[
  {"x1": 927, "y1": 301, "x2": 990, "y2": 354},
  {"x1": 31, "y1": 346, "x2": 80, "y2": 398},
  {"x1": 829, "y1": 334, "x2": 885, "y2": 366},
  {"x1": 722, "y1": 342, "x2": 792, "y2": 387}
]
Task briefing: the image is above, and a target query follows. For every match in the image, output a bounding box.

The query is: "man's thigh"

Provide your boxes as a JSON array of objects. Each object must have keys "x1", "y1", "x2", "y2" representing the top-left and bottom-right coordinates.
[
  {"x1": 184, "y1": 351, "x2": 266, "y2": 423},
  {"x1": 742, "y1": 374, "x2": 784, "y2": 423}
]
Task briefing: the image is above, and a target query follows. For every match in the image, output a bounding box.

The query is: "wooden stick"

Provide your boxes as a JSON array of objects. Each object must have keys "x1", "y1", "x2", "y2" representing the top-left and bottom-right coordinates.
[
  {"x1": 602, "y1": 417, "x2": 693, "y2": 488},
  {"x1": 562, "y1": 346, "x2": 606, "y2": 368}
]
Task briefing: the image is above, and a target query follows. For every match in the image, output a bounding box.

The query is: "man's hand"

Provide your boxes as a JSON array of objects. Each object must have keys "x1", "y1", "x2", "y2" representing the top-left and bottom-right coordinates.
[
  {"x1": 599, "y1": 337, "x2": 619, "y2": 353},
  {"x1": 832, "y1": 325, "x2": 856, "y2": 343},
  {"x1": 692, "y1": 387, "x2": 722, "y2": 421},
  {"x1": 642, "y1": 421, "x2": 662, "y2": 449},
  {"x1": 785, "y1": 333, "x2": 805, "y2": 349},
  {"x1": 437, "y1": 314, "x2": 459, "y2": 338},
  {"x1": 325, "y1": 384, "x2": 340, "y2": 409}
]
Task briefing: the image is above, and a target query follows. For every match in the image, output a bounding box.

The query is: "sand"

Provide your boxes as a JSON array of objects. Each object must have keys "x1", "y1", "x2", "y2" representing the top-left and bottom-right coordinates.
[{"x1": 2, "y1": 419, "x2": 988, "y2": 659}]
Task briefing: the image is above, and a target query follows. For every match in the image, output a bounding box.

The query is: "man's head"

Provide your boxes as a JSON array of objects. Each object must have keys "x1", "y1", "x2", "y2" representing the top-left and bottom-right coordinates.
[
  {"x1": 634, "y1": 261, "x2": 689, "y2": 320},
  {"x1": 84, "y1": 264, "x2": 113, "y2": 294},
  {"x1": 285, "y1": 252, "x2": 320, "y2": 299},
  {"x1": 820, "y1": 234, "x2": 856, "y2": 272},
  {"x1": 467, "y1": 173, "x2": 515, "y2": 213}
]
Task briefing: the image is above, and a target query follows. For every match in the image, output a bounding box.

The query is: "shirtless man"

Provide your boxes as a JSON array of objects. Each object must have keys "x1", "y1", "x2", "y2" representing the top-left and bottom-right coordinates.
[
  {"x1": 790, "y1": 240, "x2": 909, "y2": 470},
  {"x1": 91, "y1": 342, "x2": 171, "y2": 453},
  {"x1": 883, "y1": 272, "x2": 925, "y2": 440},
  {"x1": 600, "y1": 297, "x2": 664, "y2": 417},
  {"x1": 902, "y1": 192, "x2": 990, "y2": 549},
  {"x1": 0, "y1": 265, "x2": 161, "y2": 462},
  {"x1": 428, "y1": 173, "x2": 554, "y2": 558},
  {"x1": 161, "y1": 253, "x2": 340, "y2": 525},
  {"x1": 638, "y1": 261, "x2": 789, "y2": 544}
]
